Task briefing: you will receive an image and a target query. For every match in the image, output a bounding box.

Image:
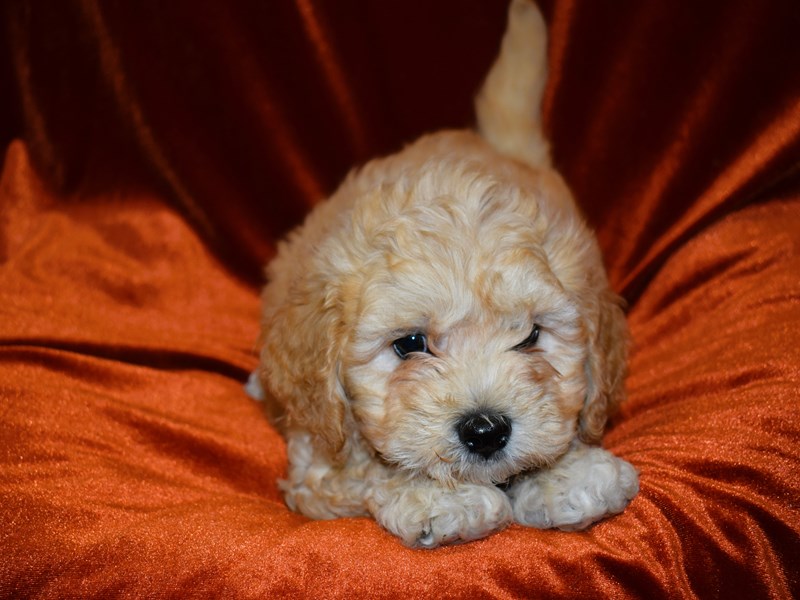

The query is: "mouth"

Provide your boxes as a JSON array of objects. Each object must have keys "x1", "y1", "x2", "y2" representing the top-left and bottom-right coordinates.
[
  {"x1": 427, "y1": 444, "x2": 526, "y2": 487},
  {"x1": 494, "y1": 476, "x2": 516, "y2": 491}
]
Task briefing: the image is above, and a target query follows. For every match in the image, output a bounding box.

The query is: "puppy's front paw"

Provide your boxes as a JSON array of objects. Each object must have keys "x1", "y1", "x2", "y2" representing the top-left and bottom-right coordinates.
[
  {"x1": 370, "y1": 482, "x2": 513, "y2": 548},
  {"x1": 509, "y1": 444, "x2": 638, "y2": 531}
]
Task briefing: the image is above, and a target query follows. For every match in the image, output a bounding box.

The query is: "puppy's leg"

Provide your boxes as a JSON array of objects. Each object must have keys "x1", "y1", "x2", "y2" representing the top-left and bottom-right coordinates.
[
  {"x1": 282, "y1": 431, "x2": 511, "y2": 547},
  {"x1": 508, "y1": 441, "x2": 638, "y2": 530},
  {"x1": 368, "y1": 476, "x2": 513, "y2": 548},
  {"x1": 279, "y1": 431, "x2": 372, "y2": 519}
]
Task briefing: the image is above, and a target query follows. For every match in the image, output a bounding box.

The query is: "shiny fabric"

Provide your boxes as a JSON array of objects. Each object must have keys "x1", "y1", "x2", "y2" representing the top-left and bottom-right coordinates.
[{"x1": 1, "y1": 0, "x2": 799, "y2": 597}]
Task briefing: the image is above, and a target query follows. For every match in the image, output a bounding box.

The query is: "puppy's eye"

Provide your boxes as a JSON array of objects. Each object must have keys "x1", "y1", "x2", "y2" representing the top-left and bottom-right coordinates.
[
  {"x1": 392, "y1": 333, "x2": 429, "y2": 359},
  {"x1": 512, "y1": 324, "x2": 540, "y2": 351}
]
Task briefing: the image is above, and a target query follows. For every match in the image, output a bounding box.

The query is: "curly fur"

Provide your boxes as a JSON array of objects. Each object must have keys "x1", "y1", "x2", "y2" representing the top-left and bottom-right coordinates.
[{"x1": 255, "y1": 0, "x2": 638, "y2": 548}]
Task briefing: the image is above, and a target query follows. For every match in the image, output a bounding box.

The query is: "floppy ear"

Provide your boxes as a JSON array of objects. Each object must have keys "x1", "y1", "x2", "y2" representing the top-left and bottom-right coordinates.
[
  {"x1": 258, "y1": 263, "x2": 350, "y2": 458},
  {"x1": 578, "y1": 289, "x2": 629, "y2": 444},
  {"x1": 475, "y1": 0, "x2": 551, "y2": 168}
]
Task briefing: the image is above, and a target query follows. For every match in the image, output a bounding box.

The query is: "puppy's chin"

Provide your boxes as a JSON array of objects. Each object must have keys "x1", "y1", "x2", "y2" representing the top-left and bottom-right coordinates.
[{"x1": 428, "y1": 455, "x2": 528, "y2": 488}]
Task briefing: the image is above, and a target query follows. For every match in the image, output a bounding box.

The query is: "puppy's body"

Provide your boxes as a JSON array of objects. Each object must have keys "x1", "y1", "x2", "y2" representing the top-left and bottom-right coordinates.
[{"x1": 257, "y1": 0, "x2": 638, "y2": 547}]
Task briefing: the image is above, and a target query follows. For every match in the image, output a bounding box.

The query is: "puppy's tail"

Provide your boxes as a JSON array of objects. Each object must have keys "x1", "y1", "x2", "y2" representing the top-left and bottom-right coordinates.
[{"x1": 475, "y1": 0, "x2": 551, "y2": 168}]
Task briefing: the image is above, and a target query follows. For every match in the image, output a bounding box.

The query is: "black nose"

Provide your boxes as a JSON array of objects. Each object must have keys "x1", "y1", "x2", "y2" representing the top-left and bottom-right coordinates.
[{"x1": 456, "y1": 413, "x2": 512, "y2": 459}]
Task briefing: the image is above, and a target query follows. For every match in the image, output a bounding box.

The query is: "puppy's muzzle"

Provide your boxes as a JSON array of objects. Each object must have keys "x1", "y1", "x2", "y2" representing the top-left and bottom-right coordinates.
[{"x1": 456, "y1": 412, "x2": 512, "y2": 459}]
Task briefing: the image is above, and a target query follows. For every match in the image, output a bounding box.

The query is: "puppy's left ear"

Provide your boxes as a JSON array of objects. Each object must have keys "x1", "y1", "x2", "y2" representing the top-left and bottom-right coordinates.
[{"x1": 579, "y1": 290, "x2": 629, "y2": 443}]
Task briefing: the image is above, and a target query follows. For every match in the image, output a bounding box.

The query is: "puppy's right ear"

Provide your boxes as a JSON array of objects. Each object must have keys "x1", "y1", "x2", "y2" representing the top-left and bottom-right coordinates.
[
  {"x1": 259, "y1": 263, "x2": 349, "y2": 458},
  {"x1": 475, "y1": 0, "x2": 551, "y2": 168}
]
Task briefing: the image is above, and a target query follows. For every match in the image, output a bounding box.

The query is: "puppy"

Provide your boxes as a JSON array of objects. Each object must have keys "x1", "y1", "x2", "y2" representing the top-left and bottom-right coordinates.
[{"x1": 255, "y1": 0, "x2": 638, "y2": 548}]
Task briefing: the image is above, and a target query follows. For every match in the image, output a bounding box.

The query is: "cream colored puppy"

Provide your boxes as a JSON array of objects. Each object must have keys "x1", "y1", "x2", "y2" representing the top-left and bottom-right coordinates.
[{"x1": 255, "y1": 0, "x2": 638, "y2": 548}]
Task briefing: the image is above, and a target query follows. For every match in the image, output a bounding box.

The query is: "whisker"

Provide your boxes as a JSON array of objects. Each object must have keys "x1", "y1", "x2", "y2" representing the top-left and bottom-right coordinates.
[
  {"x1": 434, "y1": 449, "x2": 454, "y2": 463},
  {"x1": 543, "y1": 359, "x2": 562, "y2": 377}
]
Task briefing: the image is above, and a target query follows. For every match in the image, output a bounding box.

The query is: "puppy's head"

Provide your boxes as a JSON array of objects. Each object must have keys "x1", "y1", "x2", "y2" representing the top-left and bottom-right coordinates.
[{"x1": 260, "y1": 131, "x2": 627, "y2": 485}]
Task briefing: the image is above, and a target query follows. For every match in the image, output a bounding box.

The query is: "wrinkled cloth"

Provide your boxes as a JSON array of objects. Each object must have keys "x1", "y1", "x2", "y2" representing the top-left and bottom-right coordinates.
[{"x1": 1, "y1": 0, "x2": 799, "y2": 597}]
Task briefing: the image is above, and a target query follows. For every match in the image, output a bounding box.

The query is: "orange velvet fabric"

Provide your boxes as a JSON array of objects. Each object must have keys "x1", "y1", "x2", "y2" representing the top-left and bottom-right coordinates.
[{"x1": 2, "y1": 0, "x2": 799, "y2": 597}]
